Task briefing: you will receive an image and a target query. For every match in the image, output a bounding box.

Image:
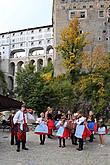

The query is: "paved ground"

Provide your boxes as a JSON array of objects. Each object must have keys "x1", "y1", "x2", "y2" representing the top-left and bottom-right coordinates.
[{"x1": 0, "y1": 130, "x2": 110, "y2": 165}]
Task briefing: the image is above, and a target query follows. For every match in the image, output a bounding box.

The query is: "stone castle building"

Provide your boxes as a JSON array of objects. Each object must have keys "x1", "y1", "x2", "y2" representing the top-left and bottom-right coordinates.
[
  {"x1": 0, "y1": 25, "x2": 53, "y2": 92},
  {"x1": 1, "y1": 0, "x2": 110, "y2": 93},
  {"x1": 53, "y1": 0, "x2": 110, "y2": 75}
]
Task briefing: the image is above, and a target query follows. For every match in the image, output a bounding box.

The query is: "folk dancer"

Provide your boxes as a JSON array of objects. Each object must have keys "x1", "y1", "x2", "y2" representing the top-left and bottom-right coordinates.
[
  {"x1": 34, "y1": 112, "x2": 48, "y2": 145},
  {"x1": 75, "y1": 111, "x2": 91, "y2": 151},
  {"x1": 56, "y1": 116, "x2": 69, "y2": 148},
  {"x1": 13, "y1": 104, "x2": 35, "y2": 152},
  {"x1": 87, "y1": 111, "x2": 95, "y2": 142},
  {"x1": 68, "y1": 113, "x2": 78, "y2": 145},
  {"x1": 46, "y1": 107, "x2": 55, "y2": 139},
  {"x1": 98, "y1": 119, "x2": 108, "y2": 147}
]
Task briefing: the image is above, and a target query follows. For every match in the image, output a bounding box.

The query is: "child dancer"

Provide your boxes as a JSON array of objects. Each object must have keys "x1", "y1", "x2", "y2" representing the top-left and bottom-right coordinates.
[
  {"x1": 34, "y1": 112, "x2": 48, "y2": 145},
  {"x1": 98, "y1": 120, "x2": 107, "y2": 147},
  {"x1": 56, "y1": 115, "x2": 69, "y2": 148}
]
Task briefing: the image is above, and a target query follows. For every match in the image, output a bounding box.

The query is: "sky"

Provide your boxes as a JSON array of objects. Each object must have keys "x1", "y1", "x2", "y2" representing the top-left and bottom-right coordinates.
[{"x1": 0, "y1": 0, "x2": 53, "y2": 33}]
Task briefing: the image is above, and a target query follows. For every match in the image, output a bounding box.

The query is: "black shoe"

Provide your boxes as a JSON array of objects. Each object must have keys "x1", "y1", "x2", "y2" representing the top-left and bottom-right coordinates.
[
  {"x1": 59, "y1": 145, "x2": 61, "y2": 147},
  {"x1": 22, "y1": 147, "x2": 28, "y2": 150},
  {"x1": 76, "y1": 148, "x2": 83, "y2": 151},
  {"x1": 11, "y1": 143, "x2": 14, "y2": 145},
  {"x1": 16, "y1": 149, "x2": 20, "y2": 152},
  {"x1": 48, "y1": 136, "x2": 53, "y2": 139},
  {"x1": 73, "y1": 143, "x2": 78, "y2": 145},
  {"x1": 62, "y1": 146, "x2": 65, "y2": 148}
]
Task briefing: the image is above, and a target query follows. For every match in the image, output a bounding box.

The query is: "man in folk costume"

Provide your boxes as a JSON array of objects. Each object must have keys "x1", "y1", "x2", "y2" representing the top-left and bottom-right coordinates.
[
  {"x1": 13, "y1": 104, "x2": 35, "y2": 152},
  {"x1": 7, "y1": 110, "x2": 17, "y2": 145},
  {"x1": 75, "y1": 111, "x2": 91, "y2": 151}
]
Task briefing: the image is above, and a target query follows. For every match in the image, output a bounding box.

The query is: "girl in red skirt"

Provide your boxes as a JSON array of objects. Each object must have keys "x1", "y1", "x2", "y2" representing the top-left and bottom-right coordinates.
[{"x1": 56, "y1": 116, "x2": 69, "y2": 148}]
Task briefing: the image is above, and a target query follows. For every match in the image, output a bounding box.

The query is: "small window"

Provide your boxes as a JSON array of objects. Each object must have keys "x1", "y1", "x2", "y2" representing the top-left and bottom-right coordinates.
[
  {"x1": 47, "y1": 28, "x2": 50, "y2": 31},
  {"x1": 98, "y1": 37, "x2": 101, "y2": 41},
  {"x1": 31, "y1": 30, "x2": 34, "y2": 33},
  {"x1": 89, "y1": 5, "x2": 93, "y2": 8},
  {"x1": 20, "y1": 32, "x2": 23, "y2": 35},
  {"x1": 39, "y1": 29, "x2": 42, "y2": 32},
  {"x1": 108, "y1": 8, "x2": 110, "y2": 17},
  {"x1": 47, "y1": 39, "x2": 50, "y2": 43},
  {"x1": 83, "y1": 6, "x2": 86, "y2": 9},
  {"x1": 70, "y1": 11, "x2": 76, "y2": 19},
  {"x1": 2, "y1": 35, "x2": 4, "y2": 38},
  {"x1": 31, "y1": 37, "x2": 34, "y2": 40},
  {"x1": 73, "y1": 6, "x2": 76, "y2": 9},
  {"x1": 99, "y1": 11, "x2": 104, "y2": 17},
  {"x1": 31, "y1": 42, "x2": 34, "y2": 45},
  {"x1": 101, "y1": 5, "x2": 104, "y2": 8},
  {"x1": 103, "y1": 30, "x2": 106, "y2": 33},
  {"x1": 13, "y1": 33, "x2": 15, "y2": 36},
  {"x1": 0, "y1": 52, "x2": 1, "y2": 55},
  {"x1": 108, "y1": 18, "x2": 110, "y2": 23},
  {"x1": 20, "y1": 43, "x2": 23, "y2": 47},
  {"x1": 106, "y1": 38, "x2": 109, "y2": 40},
  {"x1": 3, "y1": 51, "x2": 5, "y2": 54},
  {"x1": 80, "y1": 30, "x2": 83, "y2": 34},
  {"x1": 80, "y1": 11, "x2": 86, "y2": 18},
  {"x1": 3, "y1": 47, "x2": 5, "y2": 49},
  {"x1": 12, "y1": 39, "x2": 15, "y2": 42},
  {"x1": 12, "y1": 44, "x2": 15, "y2": 48},
  {"x1": 39, "y1": 41, "x2": 42, "y2": 44}
]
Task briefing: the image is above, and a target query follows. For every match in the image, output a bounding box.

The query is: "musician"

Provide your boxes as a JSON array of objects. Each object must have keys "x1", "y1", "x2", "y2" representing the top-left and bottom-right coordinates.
[{"x1": 13, "y1": 104, "x2": 35, "y2": 152}]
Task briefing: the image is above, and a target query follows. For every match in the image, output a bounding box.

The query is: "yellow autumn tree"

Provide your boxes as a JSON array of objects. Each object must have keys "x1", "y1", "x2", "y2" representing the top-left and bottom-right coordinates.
[
  {"x1": 82, "y1": 46, "x2": 109, "y2": 73},
  {"x1": 56, "y1": 18, "x2": 88, "y2": 83}
]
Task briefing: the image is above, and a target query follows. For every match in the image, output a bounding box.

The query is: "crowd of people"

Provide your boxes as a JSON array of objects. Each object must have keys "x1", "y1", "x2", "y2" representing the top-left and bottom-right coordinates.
[{"x1": 6, "y1": 105, "x2": 108, "y2": 152}]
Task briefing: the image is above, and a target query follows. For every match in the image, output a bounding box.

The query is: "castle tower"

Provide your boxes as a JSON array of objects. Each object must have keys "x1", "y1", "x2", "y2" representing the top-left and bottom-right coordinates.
[{"x1": 53, "y1": 0, "x2": 110, "y2": 76}]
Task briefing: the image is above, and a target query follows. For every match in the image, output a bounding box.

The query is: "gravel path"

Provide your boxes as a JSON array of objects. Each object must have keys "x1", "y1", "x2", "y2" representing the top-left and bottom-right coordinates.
[{"x1": 0, "y1": 130, "x2": 110, "y2": 165}]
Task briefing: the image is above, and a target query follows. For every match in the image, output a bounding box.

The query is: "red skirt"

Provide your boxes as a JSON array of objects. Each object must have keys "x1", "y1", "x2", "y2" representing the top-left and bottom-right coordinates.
[
  {"x1": 62, "y1": 128, "x2": 70, "y2": 138},
  {"x1": 82, "y1": 126, "x2": 92, "y2": 139},
  {"x1": 48, "y1": 119, "x2": 55, "y2": 130}
]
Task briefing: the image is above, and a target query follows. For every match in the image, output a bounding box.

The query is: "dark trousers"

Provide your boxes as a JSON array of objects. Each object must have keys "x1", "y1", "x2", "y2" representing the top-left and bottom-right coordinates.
[
  {"x1": 17, "y1": 131, "x2": 26, "y2": 151},
  {"x1": 89, "y1": 132, "x2": 94, "y2": 142},
  {"x1": 79, "y1": 138, "x2": 83, "y2": 150},
  {"x1": 40, "y1": 135, "x2": 45, "y2": 144},
  {"x1": 71, "y1": 133, "x2": 77, "y2": 145},
  {"x1": 11, "y1": 129, "x2": 17, "y2": 145},
  {"x1": 59, "y1": 138, "x2": 65, "y2": 147}
]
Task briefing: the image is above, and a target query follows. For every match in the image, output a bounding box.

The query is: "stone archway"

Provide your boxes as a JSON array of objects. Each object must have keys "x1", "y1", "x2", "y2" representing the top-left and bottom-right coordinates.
[
  {"x1": 17, "y1": 61, "x2": 24, "y2": 71},
  {"x1": 29, "y1": 47, "x2": 44, "y2": 56},
  {"x1": 30, "y1": 59, "x2": 35, "y2": 65},
  {"x1": 9, "y1": 62, "x2": 15, "y2": 76},
  {"x1": 46, "y1": 45, "x2": 53, "y2": 54},
  {"x1": 8, "y1": 76, "x2": 14, "y2": 91},
  {"x1": 37, "y1": 59, "x2": 43, "y2": 70},
  {"x1": 48, "y1": 57, "x2": 52, "y2": 64},
  {"x1": 10, "y1": 49, "x2": 25, "y2": 58}
]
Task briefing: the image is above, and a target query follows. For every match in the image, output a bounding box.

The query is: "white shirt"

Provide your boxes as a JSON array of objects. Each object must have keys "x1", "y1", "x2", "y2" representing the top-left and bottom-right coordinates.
[
  {"x1": 56, "y1": 120, "x2": 67, "y2": 128},
  {"x1": 75, "y1": 117, "x2": 86, "y2": 125},
  {"x1": 13, "y1": 110, "x2": 35, "y2": 130}
]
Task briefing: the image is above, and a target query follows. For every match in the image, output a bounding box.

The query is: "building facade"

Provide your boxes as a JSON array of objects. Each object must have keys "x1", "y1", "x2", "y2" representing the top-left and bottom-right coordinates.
[
  {"x1": 53, "y1": 0, "x2": 110, "y2": 75},
  {"x1": 0, "y1": 25, "x2": 53, "y2": 91}
]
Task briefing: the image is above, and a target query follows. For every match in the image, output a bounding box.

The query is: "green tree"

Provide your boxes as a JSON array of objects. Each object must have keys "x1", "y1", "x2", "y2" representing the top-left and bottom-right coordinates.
[{"x1": 0, "y1": 70, "x2": 7, "y2": 95}]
